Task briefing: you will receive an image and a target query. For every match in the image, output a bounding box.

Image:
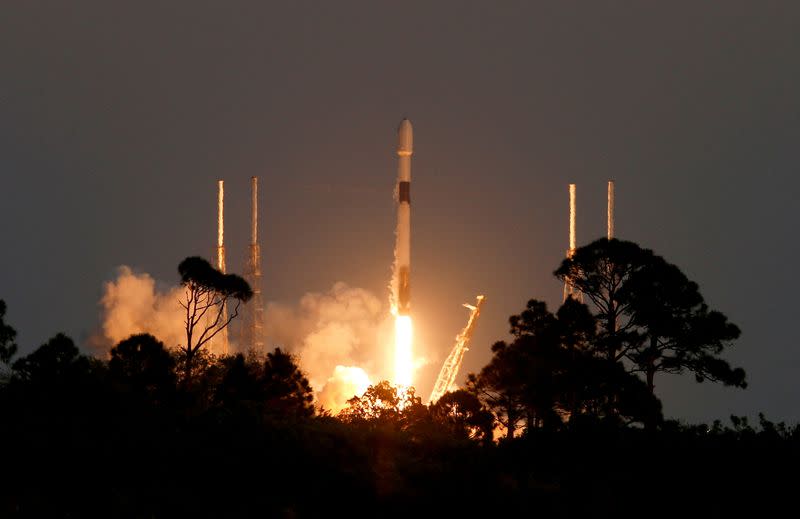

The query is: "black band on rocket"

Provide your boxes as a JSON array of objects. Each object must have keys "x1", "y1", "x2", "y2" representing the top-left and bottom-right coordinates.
[{"x1": 399, "y1": 181, "x2": 410, "y2": 203}]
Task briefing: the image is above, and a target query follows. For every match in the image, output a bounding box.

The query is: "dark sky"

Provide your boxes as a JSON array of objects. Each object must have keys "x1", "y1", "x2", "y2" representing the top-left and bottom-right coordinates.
[{"x1": 2, "y1": 1, "x2": 798, "y2": 422}]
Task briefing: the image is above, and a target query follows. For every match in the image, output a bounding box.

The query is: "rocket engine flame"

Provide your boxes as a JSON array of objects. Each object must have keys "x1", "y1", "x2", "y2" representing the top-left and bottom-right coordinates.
[{"x1": 393, "y1": 315, "x2": 413, "y2": 388}]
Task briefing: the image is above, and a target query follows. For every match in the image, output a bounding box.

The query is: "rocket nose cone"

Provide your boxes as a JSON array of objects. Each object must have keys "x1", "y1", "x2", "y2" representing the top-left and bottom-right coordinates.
[{"x1": 397, "y1": 118, "x2": 413, "y2": 155}]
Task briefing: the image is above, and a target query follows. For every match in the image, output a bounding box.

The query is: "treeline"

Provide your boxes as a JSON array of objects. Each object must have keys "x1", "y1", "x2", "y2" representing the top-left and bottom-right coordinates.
[{"x1": 0, "y1": 240, "x2": 797, "y2": 517}]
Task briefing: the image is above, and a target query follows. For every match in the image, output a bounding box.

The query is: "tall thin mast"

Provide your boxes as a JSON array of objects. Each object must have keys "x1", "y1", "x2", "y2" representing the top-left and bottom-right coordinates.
[
  {"x1": 242, "y1": 176, "x2": 264, "y2": 350},
  {"x1": 216, "y1": 179, "x2": 229, "y2": 355},
  {"x1": 563, "y1": 184, "x2": 581, "y2": 302},
  {"x1": 607, "y1": 180, "x2": 615, "y2": 239}
]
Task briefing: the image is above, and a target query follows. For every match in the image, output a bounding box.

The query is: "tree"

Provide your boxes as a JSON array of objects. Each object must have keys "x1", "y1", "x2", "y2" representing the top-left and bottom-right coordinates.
[
  {"x1": 469, "y1": 298, "x2": 662, "y2": 433},
  {"x1": 177, "y1": 256, "x2": 252, "y2": 379},
  {"x1": 429, "y1": 389, "x2": 493, "y2": 444},
  {"x1": 0, "y1": 300, "x2": 18, "y2": 378},
  {"x1": 109, "y1": 334, "x2": 176, "y2": 403},
  {"x1": 215, "y1": 353, "x2": 261, "y2": 407},
  {"x1": 554, "y1": 238, "x2": 652, "y2": 363},
  {"x1": 620, "y1": 256, "x2": 745, "y2": 393},
  {"x1": 466, "y1": 343, "x2": 529, "y2": 439},
  {"x1": 261, "y1": 348, "x2": 315, "y2": 419},
  {"x1": 338, "y1": 381, "x2": 425, "y2": 431},
  {"x1": 555, "y1": 238, "x2": 745, "y2": 398},
  {"x1": 12, "y1": 333, "x2": 89, "y2": 384},
  {"x1": 215, "y1": 349, "x2": 314, "y2": 419}
]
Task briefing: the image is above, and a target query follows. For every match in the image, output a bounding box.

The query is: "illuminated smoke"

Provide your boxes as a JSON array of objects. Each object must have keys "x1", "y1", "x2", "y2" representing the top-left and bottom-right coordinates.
[
  {"x1": 317, "y1": 365, "x2": 372, "y2": 413},
  {"x1": 97, "y1": 266, "x2": 185, "y2": 351},
  {"x1": 263, "y1": 282, "x2": 393, "y2": 409}
]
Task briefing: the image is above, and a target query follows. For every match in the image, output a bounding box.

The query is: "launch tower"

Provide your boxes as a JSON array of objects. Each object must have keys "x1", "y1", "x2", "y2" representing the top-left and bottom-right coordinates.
[
  {"x1": 563, "y1": 183, "x2": 582, "y2": 302},
  {"x1": 215, "y1": 179, "x2": 229, "y2": 355},
  {"x1": 240, "y1": 176, "x2": 265, "y2": 350}
]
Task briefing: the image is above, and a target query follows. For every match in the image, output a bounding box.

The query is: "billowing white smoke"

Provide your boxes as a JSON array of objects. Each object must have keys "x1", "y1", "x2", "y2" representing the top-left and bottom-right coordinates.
[
  {"x1": 264, "y1": 282, "x2": 394, "y2": 411},
  {"x1": 317, "y1": 365, "x2": 372, "y2": 413},
  {"x1": 98, "y1": 271, "x2": 390, "y2": 412},
  {"x1": 97, "y1": 266, "x2": 185, "y2": 351}
]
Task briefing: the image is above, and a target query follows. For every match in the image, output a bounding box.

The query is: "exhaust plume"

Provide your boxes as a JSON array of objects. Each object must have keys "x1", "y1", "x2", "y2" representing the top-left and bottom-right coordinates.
[
  {"x1": 264, "y1": 282, "x2": 393, "y2": 410},
  {"x1": 97, "y1": 266, "x2": 185, "y2": 351}
]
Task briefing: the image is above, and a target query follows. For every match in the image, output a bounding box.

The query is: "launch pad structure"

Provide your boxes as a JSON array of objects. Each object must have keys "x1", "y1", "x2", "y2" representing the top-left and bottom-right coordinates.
[
  {"x1": 215, "y1": 180, "x2": 230, "y2": 355},
  {"x1": 562, "y1": 180, "x2": 616, "y2": 303},
  {"x1": 429, "y1": 295, "x2": 486, "y2": 404},
  {"x1": 240, "y1": 176, "x2": 265, "y2": 351},
  {"x1": 563, "y1": 183, "x2": 582, "y2": 303},
  {"x1": 607, "y1": 180, "x2": 615, "y2": 239},
  {"x1": 210, "y1": 177, "x2": 265, "y2": 354}
]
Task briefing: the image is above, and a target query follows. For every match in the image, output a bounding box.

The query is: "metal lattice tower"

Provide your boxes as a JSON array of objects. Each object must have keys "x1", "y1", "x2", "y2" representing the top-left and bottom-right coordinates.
[
  {"x1": 563, "y1": 183, "x2": 583, "y2": 303},
  {"x1": 607, "y1": 180, "x2": 615, "y2": 239},
  {"x1": 240, "y1": 176, "x2": 265, "y2": 351},
  {"x1": 215, "y1": 179, "x2": 229, "y2": 355},
  {"x1": 429, "y1": 295, "x2": 486, "y2": 404}
]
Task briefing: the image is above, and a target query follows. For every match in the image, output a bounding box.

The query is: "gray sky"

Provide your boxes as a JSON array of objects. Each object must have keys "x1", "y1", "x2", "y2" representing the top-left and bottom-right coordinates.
[{"x1": 1, "y1": 1, "x2": 798, "y2": 422}]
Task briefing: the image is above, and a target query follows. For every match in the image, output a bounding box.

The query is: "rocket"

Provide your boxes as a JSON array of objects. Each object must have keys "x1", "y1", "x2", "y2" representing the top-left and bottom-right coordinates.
[{"x1": 395, "y1": 118, "x2": 413, "y2": 316}]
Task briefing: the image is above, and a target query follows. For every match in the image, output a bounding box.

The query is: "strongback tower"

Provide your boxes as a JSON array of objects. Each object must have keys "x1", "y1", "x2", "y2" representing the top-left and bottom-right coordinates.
[{"x1": 241, "y1": 176, "x2": 265, "y2": 350}]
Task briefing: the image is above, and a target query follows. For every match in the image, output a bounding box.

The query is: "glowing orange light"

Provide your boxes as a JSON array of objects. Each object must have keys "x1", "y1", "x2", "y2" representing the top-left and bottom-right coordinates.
[{"x1": 393, "y1": 315, "x2": 413, "y2": 388}]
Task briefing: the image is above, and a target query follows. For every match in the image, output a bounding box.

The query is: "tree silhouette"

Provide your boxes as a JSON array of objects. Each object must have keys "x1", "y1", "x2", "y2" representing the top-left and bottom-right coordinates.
[
  {"x1": 555, "y1": 238, "x2": 745, "y2": 402},
  {"x1": 429, "y1": 389, "x2": 493, "y2": 444},
  {"x1": 470, "y1": 298, "x2": 662, "y2": 432},
  {"x1": 338, "y1": 381, "x2": 425, "y2": 430},
  {"x1": 177, "y1": 256, "x2": 252, "y2": 379},
  {"x1": 620, "y1": 256, "x2": 745, "y2": 394},
  {"x1": 0, "y1": 300, "x2": 18, "y2": 378},
  {"x1": 466, "y1": 342, "x2": 529, "y2": 439},
  {"x1": 11, "y1": 333, "x2": 91, "y2": 385},
  {"x1": 215, "y1": 348, "x2": 314, "y2": 419},
  {"x1": 215, "y1": 353, "x2": 261, "y2": 406},
  {"x1": 109, "y1": 334, "x2": 176, "y2": 403},
  {"x1": 554, "y1": 238, "x2": 652, "y2": 363},
  {"x1": 261, "y1": 348, "x2": 314, "y2": 418}
]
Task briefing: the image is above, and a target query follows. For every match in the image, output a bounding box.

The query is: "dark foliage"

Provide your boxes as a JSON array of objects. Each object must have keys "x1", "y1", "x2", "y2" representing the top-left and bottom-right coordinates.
[
  {"x1": 0, "y1": 300, "x2": 17, "y2": 369},
  {"x1": 469, "y1": 299, "x2": 662, "y2": 435},
  {"x1": 555, "y1": 238, "x2": 746, "y2": 397},
  {"x1": 0, "y1": 240, "x2": 771, "y2": 517},
  {"x1": 176, "y1": 256, "x2": 253, "y2": 380}
]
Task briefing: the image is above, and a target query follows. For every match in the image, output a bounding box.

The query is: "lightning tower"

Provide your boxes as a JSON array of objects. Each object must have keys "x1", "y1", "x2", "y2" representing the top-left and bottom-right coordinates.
[
  {"x1": 241, "y1": 176, "x2": 265, "y2": 350},
  {"x1": 215, "y1": 179, "x2": 229, "y2": 355},
  {"x1": 607, "y1": 180, "x2": 615, "y2": 239},
  {"x1": 563, "y1": 183, "x2": 582, "y2": 302}
]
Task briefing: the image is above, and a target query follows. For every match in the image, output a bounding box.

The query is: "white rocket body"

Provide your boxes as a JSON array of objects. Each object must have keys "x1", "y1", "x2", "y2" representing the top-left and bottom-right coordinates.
[{"x1": 396, "y1": 119, "x2": 413, "y2": 316}]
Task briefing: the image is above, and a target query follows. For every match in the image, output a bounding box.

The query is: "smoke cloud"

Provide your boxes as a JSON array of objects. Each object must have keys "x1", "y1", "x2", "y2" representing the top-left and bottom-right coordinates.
[
  {"x1": 316, "y1": 365, "x2": 372, "y2": 413},
  {"x1": 264, "y1": 282, "x2": 394, "y2": 410},
  {"x1": 96, "y1": 266, "x2": 185, "y2": 352},
  {"x1": 98, "y1": 272, "x2": 391, "y2": 411}
]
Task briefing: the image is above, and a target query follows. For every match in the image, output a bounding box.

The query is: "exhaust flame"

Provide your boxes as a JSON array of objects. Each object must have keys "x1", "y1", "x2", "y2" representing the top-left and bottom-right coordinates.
[
  {"x1": 318, "y1": 365, "x2": 372, "y2": 413},
  {"x1": 393, "y1": 314, "x2": 413, "y2": 387}
]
